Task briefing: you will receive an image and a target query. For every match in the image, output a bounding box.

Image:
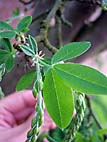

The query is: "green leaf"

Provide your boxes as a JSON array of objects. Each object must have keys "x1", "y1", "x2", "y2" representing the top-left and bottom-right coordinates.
[
  {"x1": 16, "y1": 16, "x2": 32, "y2": 32},
  {"x1": 0, "y1": 38, "x2": 13, "y2": 52},
  {"x1": 0, "y1": 31, "x2": 16, "y2": 39},
  {"x1": 20, "y1": 44, "x2": 35, "y2": 56},
  {"x1": 75, "y1": 132, "x2": 84, "y2": 142},
  {"x1": 0, "y1": 49, "x2": 14, "y2": 72},
  {"x1": 0, "y1": 49, "x2": 9, "y2": 60},
  {"x1": 43, "y1": 68, "x2": 74, "y2": 128},
  {"x1": 0, "y1": 20, "x2": 15, "y2": 39},
  {"x1": 28, "y1": 35, "x2": 38, "y2": 53},
  {"x1": 0, "y1": 49, "x2": 9, "y2": 65},
  {"x1": 42, "y1": 57, "x2": 51, "y2": 75},
  {"x1": 21, "y1": 28, "x2": 29, "y2": 33},
  {"x1": 43, "y1": 57, "x2": 51, "y2": 65},
  {"x1": 0, "y1": 21, "x2": 14, "y2": 31},
  {"x1": 98, "y1": 129, "x2": 107, "y2": 135},
  {"x1": 5, "y1": 54, "x2": 14, "y2": 72},
  {"x1": 54, "y1": 63, "x2": 107, "y2": 95},
  {"x1": 52, "y1": 42, "x2": 91, "y2": 64},
  {"x1": 16, "y1": 70, "x2": 36, "y2": 91}
]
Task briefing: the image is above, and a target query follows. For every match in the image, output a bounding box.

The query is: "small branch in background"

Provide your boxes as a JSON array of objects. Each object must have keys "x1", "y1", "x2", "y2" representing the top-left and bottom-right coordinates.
[
  {"x1": 19, "y1": 0, "x2": 103, "y2": 54},
  {"x1": 56, "y1": 4, "x2": 72, "y2": 27},
  {"x1": 35, "y1": 0, "x2": 64, "y2": 53},
  {"x1": 32, "y1": 10, "x2": 50, "y2": 24},
  {"x1": 56, "y1": 16, "x2": 62, "y2": 48},
  {"x1": 43, "y1": 34, "x2": 58, "y2": 53},
  {"x1": 36, "y1": 19, "x2": 57, "y2": 54},
  {"x1": 33, "y1": 0, "x2": 73, "y2": 53},
  {"x1": 39, "y1": 0, "x2": 62, "y2": 53},
  {"x1": 86, "y1": 95, "x2": 102, "y2": 129},
  {"x1": 86, "y1": 95, "x2": 107, "y2": 141},
  {"x1": 45, "y1": 0, "x2": 62, "y2": 24},
  {"x1": 60, "y1": 14, "x2": 72, "y2": 27}
]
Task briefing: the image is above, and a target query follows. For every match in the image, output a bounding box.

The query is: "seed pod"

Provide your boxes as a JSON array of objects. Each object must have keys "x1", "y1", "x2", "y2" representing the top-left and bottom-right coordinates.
[
  {"x1": 38, "y1": 115, "x2": 44, "y2": 126},
  {"x1": 27, "y1": 129, "x2": 34, "y2": 138},
  {"x1": 31, "y1": 117, "x2": 37, "y2": 127},
  {"x1": 31, "y1": 135, "x2": 35, "y2": 142},
  {"x1": 34, "y1": 80, "x2": 43, "y2": 92},
  {"x1": 38, "y1": 108, "x2": 44, "y2": 126},
  {"x1": 39, "y1": 80, "x2": 43, "y2": 90},
  {"x1": 32, "y1": 86, "x2": 37, "y2": 98},
  {"x1": 34, "y1": 126, "x2": 40, "y2": 135}
]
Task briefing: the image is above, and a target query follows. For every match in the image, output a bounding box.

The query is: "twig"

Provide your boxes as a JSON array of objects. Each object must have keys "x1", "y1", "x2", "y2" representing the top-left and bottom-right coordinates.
[
  {"x1": 43, "y1": 35, "x2": 58, "y2": 53},
  {"x1": 32, "y1": 10, "x2": 50, "y2": 24},
  {"x1": 45, "y1": 0, "x2": 62, "y2": 24},
  {"x1": 60, "y1": 14, "x2": 72, "y2": 27},
  {"x1": 56, "y1": 15, "x2": 62, "y2": 48},
  {"x1": 40, "y1": 0, "x2": 62, "y2": 53},
  {"x1": 32, "y1": 0, "x2": 102, "y2": 54},
  {"x1": 34, "y1": 0, "x2": 64, "y2": 53},
  {"x1": 86, "y1": 95, "x2": 102, "y2": 129}
]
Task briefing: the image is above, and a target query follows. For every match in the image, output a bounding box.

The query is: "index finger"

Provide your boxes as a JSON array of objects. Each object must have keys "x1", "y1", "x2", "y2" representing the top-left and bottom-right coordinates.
[{"x1": 0, "y1": 90, "x2": 37, "y2": 114}]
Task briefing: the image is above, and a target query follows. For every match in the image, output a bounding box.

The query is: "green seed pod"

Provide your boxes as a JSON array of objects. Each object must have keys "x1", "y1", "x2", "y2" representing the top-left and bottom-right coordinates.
[
  {"x1": 33, "y1": 80, "x2": 43, "y2": 93},
  {"x1": 31, "y1": 135, "x2": 35, "y2": 142},
  {"x1": 27, "y1": 129, "x2": 34, "y2": 138},
  {"x1": 34, "y1": 81, "x2": 39, "y2": 92},
  {"x1": 39, "y1": 80, "x2": 43, "y2": 90},
  {"x1": 31, "y1": 117, "x2": 37, "y2": 127},
  {"x1": 38, "y1": 116, "x2": 44, "y2": 126},
  {"x1": 34, "y1": 126, "x2": 40, "y2": 135},
  {"x1": 32, "y1": 86, "x2": 37, "y2": 98},
  {"x1": 38, "y1": 108, "x2": 44, "y2": 126}
]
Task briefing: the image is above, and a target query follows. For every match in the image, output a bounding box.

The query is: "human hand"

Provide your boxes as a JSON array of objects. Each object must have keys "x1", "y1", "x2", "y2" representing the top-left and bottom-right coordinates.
[{"x1": 0, "y1": 90, "x2": 55, "y2": 142}]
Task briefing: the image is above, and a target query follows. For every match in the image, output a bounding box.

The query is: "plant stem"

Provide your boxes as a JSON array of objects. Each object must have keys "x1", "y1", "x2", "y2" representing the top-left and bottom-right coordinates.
[
  {"x1": 35, "y1": 0, "x2": 65, "y2": 54},
  {"x1": 46, "y1": 0, "x2": 61, "y2": 24},
  {"x1": 56, "y1": 15, "x2": 62, "y2": 48},
  {"x1": 32, "y1": 10, "x2": 50, "y2": 24},
  {"x1": 86, "y1": 95, "x2": 102, "y2": 129}
]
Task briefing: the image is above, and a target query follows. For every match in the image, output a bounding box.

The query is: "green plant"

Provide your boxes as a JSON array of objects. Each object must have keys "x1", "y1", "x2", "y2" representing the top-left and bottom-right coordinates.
[{"x1": 0, "y1": 16, "x2": 107, "y2": 142}]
